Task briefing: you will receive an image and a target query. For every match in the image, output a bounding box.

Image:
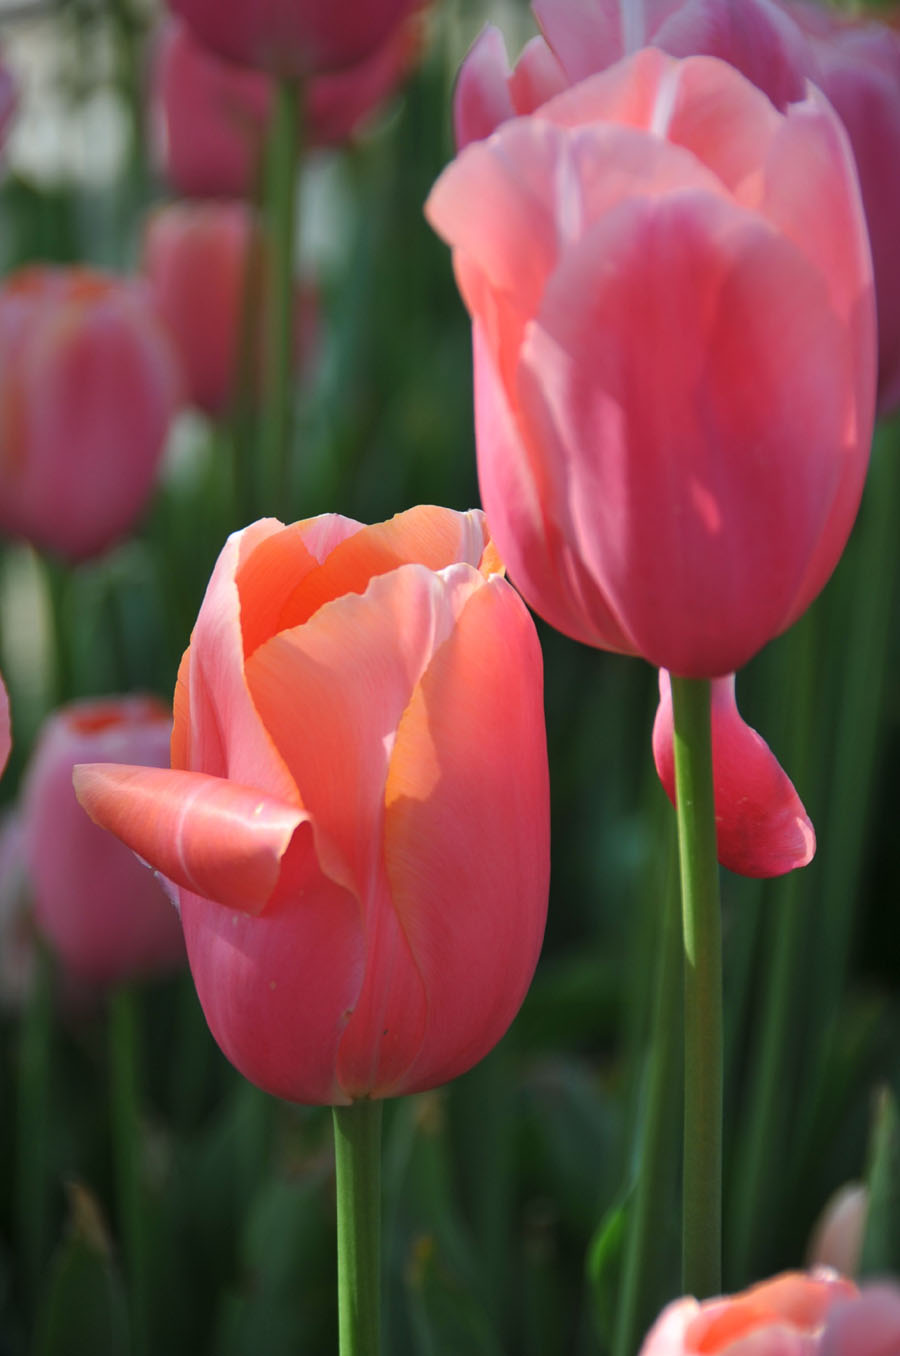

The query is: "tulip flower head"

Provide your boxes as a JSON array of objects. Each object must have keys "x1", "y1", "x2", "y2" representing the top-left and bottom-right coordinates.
[
  {"x1": 639, "y1": 1270, "x2": 859, "y2": 1355},
  {"x1": 169, "y1": 0, "x2": 425, "y2": 77},
  {"x1": 153, "y1": 18, "x2": 421, "y2": 198},
  {"x1": 143, "y1": 200, "x2": 316, "y2": 417},
  {"x1": 0, "y1": 268, "x2": 180, "y2": 561},
  {"x1": 23, "y1": 697, "x2": 185, "y2": 988},
  {"x1": 428, "y1": 48, "x2": 876, "y2": 678},
  {"x1": 75, "y1": 508, "x2": 550, "y2": 1105},
  {"x1": 822, "y1": 1282, "x2": 900, "y2": 1356}
]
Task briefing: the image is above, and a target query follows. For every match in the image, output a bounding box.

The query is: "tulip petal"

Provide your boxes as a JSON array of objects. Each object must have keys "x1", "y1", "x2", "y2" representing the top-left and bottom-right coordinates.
[
  {"x1": 73, "y1": 763, "x2": 307, "y2": 914},
  {"x1": 822, "y1": 1285, "x2": 900, "y2": 1356},
  {"x1": 0, "y1": 675, "x2": 9, "y2": 777},
  {"x1": 179, "y1": 837, "x2": 364, "y2": 1105},
  {"x1": 453, "y1": 25, "x2": 517, "y2": 149},
  {"x1": 381, "y1": 575, "x2": 549, "y2": 1096},
  {"x1": 520, "y1": 189, "x2": 849, "y2": 675},
  {"x1": 244, "y1": 561, "x2": 483, "y2": 898},
  {"x1": 652, "y1": 672, "x2": 815, "y2": 877}
]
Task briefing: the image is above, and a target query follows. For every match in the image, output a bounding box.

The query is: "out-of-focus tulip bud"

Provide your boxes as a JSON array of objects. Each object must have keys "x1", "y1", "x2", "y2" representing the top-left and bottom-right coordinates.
[
  {"x1": 0, "y1": 268, "x2": 180, "y2": 562},
  {"x1": 428, "y1": 49, "x2": 875, "y2": 678},
  {"x1": 652, "y1": 670, "x2": 815, "y2": 877},
  {"x1": 75, "y1": 507, "x2": 550, "y2": 1105},
  {"x1": 639, "y1": 1270, "x2": 858, "y2": 1355},
  {"x1": 808, "y1": 1183, "x2": 868, "y2": 1279},
  {"x1": 22, "y1": 697, "x2": 185, "y2": 987},
  {"x1": 153, "y1": 18, "x2": 421, "y2": 198},
  {"x1": 143, "y1": 199, "x2": 317, "y2": 417},
  {"x1": 168, "y1": 0, "x2": 425, "y2": 78},
  {"x1": 822, "y1": 1282, "x2": 900, "y2": 1356},
  {"x1": 788, "y1": 4, "x2": 900, "y2": 415}
]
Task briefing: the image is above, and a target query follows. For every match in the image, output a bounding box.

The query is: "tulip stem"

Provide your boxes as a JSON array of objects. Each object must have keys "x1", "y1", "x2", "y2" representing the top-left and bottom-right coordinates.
[
  {"x1": 333, "y1": 1099, "x2": 383, "y2": 1356},
  {"x1": 260, "y1": 75, "x2": 302, "y2": 515},
  {"x1": 670, "y1": 675, "x2": 722, "y2": 1298},
  {"x1": 109, "y1": 985, "x2": 149, "y2": 1356}
]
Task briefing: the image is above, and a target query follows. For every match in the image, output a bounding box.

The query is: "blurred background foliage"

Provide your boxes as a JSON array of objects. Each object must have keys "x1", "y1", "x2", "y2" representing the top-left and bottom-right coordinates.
[{"x1": 0, "y1": 0, "x2": 897, "y2": 1352}]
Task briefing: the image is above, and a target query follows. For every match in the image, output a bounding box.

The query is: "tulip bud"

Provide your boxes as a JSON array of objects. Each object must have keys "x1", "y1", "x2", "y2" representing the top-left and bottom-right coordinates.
[
  {"x1": 808, "y1": 1183, "x2": 868, "y2": 1279},
  {"x1": 22, "y1": 697, "x2": 185, "y2": 987},
  {"x1": 152, "y1": 18, "x2": 421, "y2": 198},
  {"x1": 0, "y1": 268, "x2": 180, "y2": 562},
  {"x1": 75, "y1": 507, "x2": 550, "y2": 1105}
]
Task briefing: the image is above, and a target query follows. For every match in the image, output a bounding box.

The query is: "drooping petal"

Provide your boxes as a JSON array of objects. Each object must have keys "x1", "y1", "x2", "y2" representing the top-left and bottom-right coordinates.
[
  {"x1": 73, "y1": 763, "x2": 307, "y2": 914},
  {"x1": 652, "y1": 672, "x2": 815, "y2": 877},
  {"x1": 381, "y1": 574, "x2": 549, "y2": 1096}
]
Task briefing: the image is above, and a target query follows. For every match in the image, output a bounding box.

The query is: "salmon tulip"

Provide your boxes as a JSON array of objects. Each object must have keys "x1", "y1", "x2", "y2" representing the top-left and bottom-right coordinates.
[
  {"x1": 0, "y1": 268, "x2": 180, "y2": 561},
  {"x1": 639, "y1": 1270, "x2": 858, "y2": 1355},
  {"x1": 22, "y1": 697, "x2": 185, "y2": 987},
  {"x1": 75, "y1": 507, "x2": 550, "y2": 1105},
  {"x1": 169, "y1": 0, "x2": 425, "y2": 77},
  {"x1": 653, "y1": 670, "x2": 815, "y2": 876},
  {"x1": 153, "y1": 18, "x2": 421, "y2": 198},
  {"x1": 427, "y1": 49, "x2": 875, "y2": 678}
]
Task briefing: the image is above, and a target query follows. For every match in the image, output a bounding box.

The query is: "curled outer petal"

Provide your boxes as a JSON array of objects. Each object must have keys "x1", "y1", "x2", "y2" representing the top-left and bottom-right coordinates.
[{"x1": 652, "y1": 671, "x2": 815, "y2": 877}]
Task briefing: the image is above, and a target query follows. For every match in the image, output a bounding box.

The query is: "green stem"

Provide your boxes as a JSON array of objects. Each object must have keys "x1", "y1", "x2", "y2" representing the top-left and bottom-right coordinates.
[
  {"x1": 17, "y1": 944, "x2": 54, "y2": 1307},
  {"x1": 109, "y1": 986, "x2": 148, "y2": 1356},
  {"x1": 333, "y1": 1100, "x2": 383, "y2": 1356},
  {"x1": 670, "y1": 675, "x2": 722, "y2": 1298},
  {"x1": 614, "y1": 827, "x2": 682, "y2": 1356},
  {"x1": 260, "y1": 76, "x2": 302, "y2": 516}
]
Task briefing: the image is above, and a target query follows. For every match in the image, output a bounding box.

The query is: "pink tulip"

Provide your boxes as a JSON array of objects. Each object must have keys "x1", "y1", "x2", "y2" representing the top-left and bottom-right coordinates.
[
  {"x1": 22, "y1": 697, "x2": 185, "y2": 987},
  {"x1": 787, "y1": 5, "x2": 900, "y2": 415},
  {"x1": 652, "y1": 670, "x2": 814, "y2": 876},
  {"x1": 640, "y1": 1270, "x2": 858, "y2": 1356},
  {"x1": 0, "y1": 268, "x2": 180, "y2": 562},
  {"x1": 428, "y1": 49, "x2": 875, "y2": 678},
  {"x1": 822, "y1": 1283, "x2": 900, "y2": 1356},
  {"x1": 0, "y1": 673, "x2": 9, "y2": 778},
  {"x1": 168, "y1": 0, "x2": 425, "y2": 77},
  {"x1": 143, "y1": 200, "x2": 315, "y2": 417},
  {"x1": 74, "y1": 507, "x2": 550, "y2": 1105},
  {"x1": 153, "y1": 18, "x2": 421, "y2": 198},
  {"x1": 807, "y1": 1184, "x2": 868, "y2": 1279}
]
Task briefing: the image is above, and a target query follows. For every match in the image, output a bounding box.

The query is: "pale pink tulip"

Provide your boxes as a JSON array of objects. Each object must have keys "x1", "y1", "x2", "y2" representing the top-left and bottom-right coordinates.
[
  {"x1": 822, "y1": 1283, "x2": 900, "y2": 1356},
  {"x1": 428, "y1": 49, "x2": 876, "y2": 677},
  {"x1": 0, "y1": 268, "x2": 180, "y2": 561},
  {"x1": 153, "y1": 18, "x2": 421, "y2": 198},
  {"x1": 652, "y1": 671, "x2": 815, "y2": 876},
  {"x1": 75, "y1": 507, "x2": 549, "y2": 1105},
  {"x1": 23, "y1": 697, "x2": 184, "y2": 987},
  {"x1": 640, "y1": 1270, "x2": 858, "y2": 1356}
]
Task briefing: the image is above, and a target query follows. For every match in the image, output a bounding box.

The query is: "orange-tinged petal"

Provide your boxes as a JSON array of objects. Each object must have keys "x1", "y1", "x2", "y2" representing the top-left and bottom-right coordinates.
[
  {"x1": 381, "y1": 574, "x2": 549, "y2": 1096},
  {"x1": 73, "y1": 763, "x2": 306, "y2": 915}
]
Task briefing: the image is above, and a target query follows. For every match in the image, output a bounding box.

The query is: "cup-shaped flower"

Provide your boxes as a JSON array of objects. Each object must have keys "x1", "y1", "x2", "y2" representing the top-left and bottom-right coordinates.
[
  {"x1": 427, "y1": 49, "x2": 876, "y2": 678},
  {"x1": 152, "y1": 18, "x2": 420, "y2": 198},
  {"x1": 0, "y1": 268, "x2": 180, "y2": 561},
  {"x1": 639, "y1": 1270, "x2": 858, "y2": 1355},
  {"x1": 75, "y1": 507, "x2": 550, "y2": 1105},
  {"x1": 168, "y1": 0, "x2": 425, "y2": 77},
  {"x1": 143, "y1": 200, "x2": 316, "y2": 417},
  {"x1": 23, "y1": 697, "x2": 184, "y2": 987},
  {"x1": 653, "y1": 670, "x2": 815, "y2": 876}
]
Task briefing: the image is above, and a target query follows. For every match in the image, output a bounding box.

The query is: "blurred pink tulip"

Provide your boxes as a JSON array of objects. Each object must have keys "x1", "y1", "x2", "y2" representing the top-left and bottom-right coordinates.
[
  {"x1": 640, "y1": 1270, "x2": 858, "y2": 1355},
  {"x1": 822, "y1": 1283, "x2": 900, "y2": 1356},
  {"x1": 0, "y1": 673, "x2": 9, "y2": 778},
  {"x1": 169, "y1": 0, "x2": 425, "y2": 77},
  {"x1": 22, "y1": 697, "x2": 185, "y2": 987},
  {"x1": 0, "y1": 268, "x2": 180, "y2": 562},
  {"x1": 0, "y1": 813, "x2": 35, "y2": 1010},
  {"x1": 143, "y1": 200, "x2": 316, "y2": 417},
  {"x1": 428, "y1": 49, "x2": 875, "y2": 677},
  {"x1": 75, "y1": 507, "x2": 549, "y2": 1105},
  {"x1": 652, "y1": 670, "x2": 815, "y2": 876},
  {"x1": 0, "y1": 50, "x2": 17, "y2": 147},
  {"x1": 788, "y1": 5, "x2": 900, "y2": 415},
  {"x1": 153, "y1": 18, "x2": 421, "y2": 198},
  {"x1": 808, "y1": 1184, "x2": 868, "y2": 1279}
]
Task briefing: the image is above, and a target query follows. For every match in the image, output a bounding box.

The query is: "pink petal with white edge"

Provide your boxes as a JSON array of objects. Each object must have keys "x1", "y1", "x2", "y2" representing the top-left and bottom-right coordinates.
[
  {"x1": 652, "y1": 671, "x2": 815, "y2": 877},
  {"x1": 73, "y1": 763, "x2": 307, "y2": 913}
]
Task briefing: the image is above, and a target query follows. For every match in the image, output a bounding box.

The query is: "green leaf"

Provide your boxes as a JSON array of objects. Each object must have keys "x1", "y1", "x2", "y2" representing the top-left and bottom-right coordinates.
[
  {"x1": 859, "y1": 1085, "x2": 900, "y2": 1276},
  {"x1": 586, "y1": 1196, "x2": 628, "y2": 1351},
  {"x1": 33, "y1": 1183, "x2": 129, "y2": 1356}
]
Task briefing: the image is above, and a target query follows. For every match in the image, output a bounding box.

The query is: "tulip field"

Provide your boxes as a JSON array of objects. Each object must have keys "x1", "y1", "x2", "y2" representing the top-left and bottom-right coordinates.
[{"x1": 0, "y1": 0, "x2": 899, "y2": 1353}]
